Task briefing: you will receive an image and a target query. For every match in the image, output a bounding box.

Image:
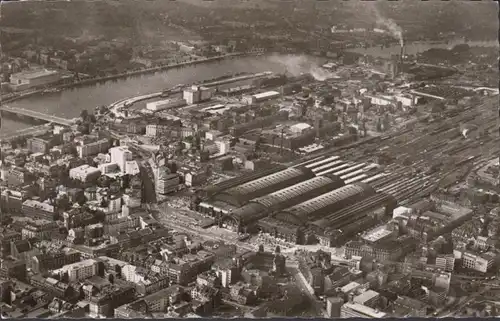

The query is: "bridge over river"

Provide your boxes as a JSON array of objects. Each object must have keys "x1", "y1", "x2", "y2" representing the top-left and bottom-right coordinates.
[{"x1": 0, "y1": 105, "x2": 74, "y2": 127}]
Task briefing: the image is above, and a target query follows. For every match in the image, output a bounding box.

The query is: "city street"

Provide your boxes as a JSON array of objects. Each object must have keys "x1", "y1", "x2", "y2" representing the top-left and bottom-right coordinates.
[{"x1": 289, "y1": 266, "x2": 327, "y2": 317}]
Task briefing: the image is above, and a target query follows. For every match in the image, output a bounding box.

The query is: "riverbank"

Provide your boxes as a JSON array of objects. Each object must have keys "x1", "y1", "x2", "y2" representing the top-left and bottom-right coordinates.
[
  {"x1": 1, "y1": 52, "x2": 248, "y2": 106},
  {"x1": 108, "y1": 71, "x2": 274, "y2": 117}
]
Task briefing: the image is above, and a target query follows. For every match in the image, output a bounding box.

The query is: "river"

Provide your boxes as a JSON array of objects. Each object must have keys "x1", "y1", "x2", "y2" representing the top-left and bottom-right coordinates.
[
  {"x1": 2, "y1": 40, "x2": 498, "y2": 134},
  {"x1": 0, "y1": 55, "x2": 299, "y2": 134}
]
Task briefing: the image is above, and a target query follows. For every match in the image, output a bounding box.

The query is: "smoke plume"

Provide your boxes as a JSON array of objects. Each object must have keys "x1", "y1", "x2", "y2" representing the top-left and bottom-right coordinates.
[
  {"x1": 373, "y1": 7, "x2": 404, "y2": 47},
  {"x1": 268, "y1": 55, "x2": 336, "y2": 82}
]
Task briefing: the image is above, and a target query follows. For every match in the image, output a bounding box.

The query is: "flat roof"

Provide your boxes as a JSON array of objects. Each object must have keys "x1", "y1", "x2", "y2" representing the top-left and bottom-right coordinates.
[
  {"x1": 22, "y1": 199, "x2": 54, "y2": 213},
  {"x1": 341, "y1": 281, "x2": 360, "y2": 293},
  {"x1": 253, "y1": 91, "x2": 280, "y2": 99},
  {"x1": 354, "y1": 290, "x2": 379, "y2": 304},
  {"x1": 12, "y1": 69, "x2": 59, "y2": 79},
  {"x1": 343, "y1": 302, "x2": 387, "y2": 318},
  {"x1": 147, "y1": 98, "x2": 182, "y2": 107},
  {"x1": 70, "y1": 165, "x2": 100, "y2": 174},
  {"x1": 362, "y1": 226, "x2": 393, "y2": 243},
  {"x1": 290, "y1": 122, "x2": 312, "y2": 130},
  {"x1": 53, "y1": 258, "x2": 97, "y2": 273}
]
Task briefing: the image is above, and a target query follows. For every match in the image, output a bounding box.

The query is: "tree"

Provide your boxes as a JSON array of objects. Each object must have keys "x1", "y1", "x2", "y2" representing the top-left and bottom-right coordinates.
[
  {"x1": 69, "y1": 146, "x2": 78, "y2": 158},
  {"x1": 121, "y1": 174, "x2": 130, "y2": 189},
  {"x1": 168, "y1": 162, "x2": 178, "y2": 174},
  {"x1": 176, "y1": 141, "x2": 184, "y2": 155},
  {"x1": 230, "y1": 137, "x2": 239, "y2": 147},
  {"x1": 77, "y1": 124, "x2": 90, "y2": 135},
  {"x1": 75, "y1": 193, "x2": 87, "y2": 206},
  {"x1": 56, "y1": 194, "x2": 70, "y2": 212},
  {"x1": 80, "y1": 109, "x2": 89, "y2": 121},
  {"x1": 254, "y1": 136, "x2": 264, "y2": 153},
  {"x1": 97, "y1": 175, "x2": 111, "y2": 188},
  {"x1": 47, "y1": 190, "x2": 58, "y2": 205},
  {"x1": 99, "y1": 105, "x2": 107, "y2": 114},
  {"x1": 258, "y1": 244, "x2": 264, "y2": 253},
  {"x1": 194, "y1": 134, "x2": 201, "y2": 150},
  {"x1": 376, "y1": 118, "x2": 383, "y2": 132},
  {"x1": 100, "y1": 199, "x2": 109, "y2": 208},
  {"x1": 88, "y1": 114, "x2": 97, "y2": 123}
]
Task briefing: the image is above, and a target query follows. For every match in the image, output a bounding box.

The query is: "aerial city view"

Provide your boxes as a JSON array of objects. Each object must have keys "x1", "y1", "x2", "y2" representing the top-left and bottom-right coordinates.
[{"x1": 0, "y1": 0, "x2": 498, "y2": 318}]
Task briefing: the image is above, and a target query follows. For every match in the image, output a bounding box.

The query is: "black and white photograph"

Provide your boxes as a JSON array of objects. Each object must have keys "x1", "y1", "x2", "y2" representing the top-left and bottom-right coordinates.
[{"x1": 0, "y1": 0, "x2": 498, "y2": 318}]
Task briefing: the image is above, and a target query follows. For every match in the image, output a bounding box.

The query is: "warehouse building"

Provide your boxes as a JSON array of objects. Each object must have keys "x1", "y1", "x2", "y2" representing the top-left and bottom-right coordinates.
[
  {"x1": 243, "y1": 91, "x2": 280, "y2": 104},
  {"x1": 211, "y1": 166, "x2": 315, "y2": 208},
  {"x1": 273, "y1": 183, "x2": 376, "y2": 227},
  {"x1": 9, "y1": 69, "x2": 61, "y2": 91},
  {"x1": 222, "y1": 175, "x2": 345, "y2": 232},
  {"x1": 146, "y1": 98, "x2": 186, "y2": 112}
]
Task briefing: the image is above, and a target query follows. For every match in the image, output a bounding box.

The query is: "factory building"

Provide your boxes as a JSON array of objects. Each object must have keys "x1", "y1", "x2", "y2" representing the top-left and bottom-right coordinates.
[
  {"x1": 222, "y1": 175, "x2": 345, "y2": 232},
  {"x1": 146, "y1": 98, "x2": 186, "y2": 112},
  {"x1": 9, "y1": 69, "x2": 61, "y2": 91},
  {"x1": 273, "y1": 183, "x2": 376, "y2": 227},
  {"x1": 211, "y1": 167, "x2": 315, "y2": 208}
]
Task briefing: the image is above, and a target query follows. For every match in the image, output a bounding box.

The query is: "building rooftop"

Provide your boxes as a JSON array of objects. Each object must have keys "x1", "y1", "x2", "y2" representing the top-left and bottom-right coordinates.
[
  {"x1": 343, "y1": 302, "x2": 387, "y2": 318},
  {"x1": 143, "y1": 284, "x2": 183, "y2": 302},
  {"x1": 11, "y1": 69, "x2": 59, "y2": 80},
  {"x1": 147, "y1": 98, "x2": 183, "y2": 108},
  {"x1": 353, "y1": 290, "x2": 379, "y2": 305},
  {"x1": 22, "y1": 199, "x2": 55, "y2": 213},
  {"x1": 53, "y1": 258, "x2": 97, "y2": 274},
  {"x1": 70, "y1": 164, "x2": 101, "y2": 175},
  {"x1": 341, "y1": 282, "x2": 360, "y2": 293},
  {"x1": 252, "y1": 91, "x2": 280, "y2": 99},
  {"x1": 290, "y1": 122, "x2": 312, "y2": 131},
  {"x1": 361, "y1": 225, "x2": 393, "y2": 243}
]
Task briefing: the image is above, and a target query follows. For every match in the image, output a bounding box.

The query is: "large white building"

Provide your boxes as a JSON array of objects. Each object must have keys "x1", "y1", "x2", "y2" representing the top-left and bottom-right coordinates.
[
  {"x1": 215, "y1": 138, "x2": 230, "y2": 155},
  {"x1": 54, "y1": 258, "x2": 99, "y2": 282},
  {"x1": 290, "y1": 123, "x2": 312, "y2": 134},
  {"x1": 146, "y1": 98, "x2": 186, "y2": 112},
  {"x1": 462, "y1": 251, "x2": 495, "y2": 273},
  {"x1": 183, "y1": 85, "x2": 214, "y2": 105},
  {"x1": 341, "y1": 302, "x2": 387, "y2": 318},
  {"x1": 99, "y1": 163, "x2": 120, "y2": 175},
  {"x1": 69, "y1": 165, "x2": 101, "y2": 183},
  {"x1": 243, "y1": 91, "x2": 280, "y2": 104},
  {"x1": 109, "y1": 146, "x2": 133, "y2": 173},
  {"x1": 433, "y1": 272, "x2": 451, "y2": 293},
  {"x1": 125, "y1": 161, "x2": 140, "y2": 176},
  {"x1": 108, "y1": 194, "x2": 122, "y2": 213},
  {"x1": 9, "y1": 69, "x2": 61, "y2": 91},
  {"x1": 353, "y1": 290, "x2": 380, "y2": 308},
  {"x1": 435, "y1": 254, "x2": 455, "y2": 272},
  {"x1": 76, "y1": 139, "x2": 110, "y2": 158},
  {"x1": 146, "y1": 124, "x2": 169, "y2": 137},
  {"x1": 156, "y1": 169, "x2": 180, "y2": 195}
]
